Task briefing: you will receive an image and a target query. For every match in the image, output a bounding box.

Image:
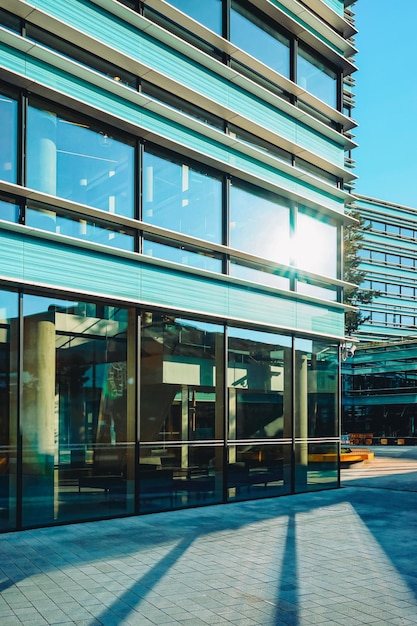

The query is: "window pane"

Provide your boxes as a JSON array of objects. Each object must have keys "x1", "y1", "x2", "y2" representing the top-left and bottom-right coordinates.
[
  {"x1": 230, "y1": 183, "x2": 290, "y2": 264},
  {"x1": 231, "y1": 1, "x2": 290, "y2": 77},
  {"x1": 294, "y1": 442, "x2": 338, "y2": 492},
  {"x1": 0, "y1": 90, "x2": 18, "y2": 184},
  {"x1": 143, "y1": 150, "x2": 222, "y2": 243},
  {"x1": 294, "y1": 338, "x2": 338, "y2": 439},
  {"x1": 230, "y1": 262, "x2": 290, "y2": 290},
  {"x1": 26, "y1": 204, "x2": 135, "y2": 251},
  {"x1": 228, "y1": 327, "x2": 292, "y2": 441},
  {"x1": 0, "y1": 289, "x2": 18, "y2": 531},
  {"x1": 0, "y1": 197, "x2": 19, "y2": 223},
  {"x1": 143, "y1": 239, "x2": 222, "y2": 272},
  {"x1": 21, "y1": 296, "x2": 135, "y2": 527},
  {"x1": 227, "y1": 443, "x2": 291, "y2": 501},
  {"x1": 139, "y1": 444, "x2": 223, "y2": 512},
  {"x1": 140, "y1": 313, "x2": 224, "y2": 510},
  {"x1": 297, "y1": 46, "x2": 337, "y2": 108},
  {"x1": 166, "y1": 0, "x2": 223, "y2": 34},
  {"x1": 27, "y1": 102, "x2": 135, "y2": 216},
  {"x1": 295, "y1": 211, "x2": 338, "y2": 278},
  {"x1": 297, "y1": 282, "x2": 337, "y2": 302}
]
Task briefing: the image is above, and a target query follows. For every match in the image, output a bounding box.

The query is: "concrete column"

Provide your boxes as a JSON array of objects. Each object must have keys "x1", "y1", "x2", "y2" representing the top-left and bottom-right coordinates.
[{"x1": 22, "y1": 312, "x2": 56, "y2": 524}]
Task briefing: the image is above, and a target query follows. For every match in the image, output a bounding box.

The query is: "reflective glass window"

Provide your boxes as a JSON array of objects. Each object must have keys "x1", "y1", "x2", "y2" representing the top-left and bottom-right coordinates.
[
  {"x1": 230, "y1": 262, "x2": 290, "y2": 290},
  {"x1": 0, "y1": 89, "x2": 18, "y2": 184},
  {"x1": 372, "y1": 221, "x2": 385, "y2": 232},
  {"x1": 230, "y1": 182, "x2": 290, "y2": 265},
  {"x1": 386, "y1": 283, "x2": 400, "y2": 295},
  {"x1": 294, "y1": 338, "x2": 338, "y2": 440},
  {"x1": 228, "y1": 327, "x2": 292, "y2": 441},
  {"x1": 227, "y1": 329, "x2": 292, "y2": 499},
  {"x1": 371, "y1": 251, "x2": 385, "y2": 262},
  {"x1": 27, "y1": 101, "x2": 135, "y2": 216},
  {"x1": 21, "y1": 295, "x2": 135, "y2": 527},
  {"x1": 26, "y1": 203, "x2": 135, "y2": 251},
  {"x1": 143, "y1": 149, "x2": 222, "y2": 243},
  {"x1": 402, "y1": 256, "x2": 414, "y2": 267},
  {"x1": 387, "y1": 224, "x2": 400, "y2": 236},
  {"x1": 143, "y1": 239, "x2": 222, "y2": 273},
  {"x1": 402, "y1": 316, "x2": 414, "y2": 327},
  {"x1": 227, "y1": 443, "x2": 291, "y2": 501},
  {"x1": 295, "y1": 210, "x2": 338, "y2": 278},
  {"x1": 401, "y1": 227, "x2": 414, "y2": 239},
  {"x1": 401, "y1": 286, "x2": 414, "y2": 297},
  {"x1": 297, "y1": 281, "x2": 337, "y2": 302},
  {"x1": 230, "y1": 1, "x2": 290, "y2": 77},
  {"x1": 372, "y1": 312, "x2": 385, "y2": 323},
  {"x1": 140, "y1": 314, "x2": 224, "y2": 510},
  {"x1": 0, "y1": 197, "x2": 19, "y2": 223},
  {"x1": 139, "y1": 444, "x2": 223, "y2": 512},
  {"x1": 294, "y1": 339, "x2": 338, "y2": 492},
  {"x1": 0, "y1": 289, "x2": 18, "y2": 531},
  {"x1": 294, "y1": 442, "x2": 338, "y2": 492},
  {"x1": 166, "y1": 0, "x2": 223, "y2": 35},
  {"x1": 387, "y1": 254, "x2": 400, "y2": 265},
  {"x1": 297, "y1": 46, "x2": 337, "y2": 108}
]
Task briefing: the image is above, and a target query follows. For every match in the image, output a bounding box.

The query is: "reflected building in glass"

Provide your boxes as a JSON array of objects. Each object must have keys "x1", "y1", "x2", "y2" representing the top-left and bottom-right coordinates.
[
  {"x1": 343, "y1": 194, "x2": 417, "y2": 442},
  {"x1": 0, "y1": 0, "x2": 357, "y2": 531}
]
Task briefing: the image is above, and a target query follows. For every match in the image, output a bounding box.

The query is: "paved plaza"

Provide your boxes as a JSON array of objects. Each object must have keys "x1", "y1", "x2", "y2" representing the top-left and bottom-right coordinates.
[{"x1": 0, "y1": 447, "x2": 416, "y2": 625}]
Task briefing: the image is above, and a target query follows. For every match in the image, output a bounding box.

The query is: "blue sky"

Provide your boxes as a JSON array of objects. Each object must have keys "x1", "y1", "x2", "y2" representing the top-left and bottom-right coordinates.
[{"x1": 353, "y1": 0, "x2": 417, "y2": 208}]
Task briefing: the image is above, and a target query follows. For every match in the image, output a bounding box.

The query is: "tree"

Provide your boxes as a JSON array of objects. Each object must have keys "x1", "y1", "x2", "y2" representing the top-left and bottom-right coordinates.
[{"x1": 343, "y1": 208, "x2": 379, "y2": 335}]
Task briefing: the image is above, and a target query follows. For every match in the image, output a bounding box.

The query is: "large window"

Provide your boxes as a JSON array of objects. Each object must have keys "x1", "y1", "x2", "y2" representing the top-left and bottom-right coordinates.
[
  {"x1": 26, "y1": 100, "x2": 135, "y2": 216},
  {"x1": 140, "y1": 314, "x2": 224, "y2": 511},
  {"x1": 26, "y1": 202, "x2": 135, "y2": 251},
  {"x1": 230, "y1": 1, "x2": 290, "y2": 78},
  {"x1": 143, "y1": 149, "x2": 222, "y2": 243},
  {"x1": 166, "y1": 0, "x2": 223, "y2": 35},
  {"x1": 297, "y1": 46, "x2": 338, "y2": 108},
  {"x1": 230, "y1": 182, "x2": 291, "y2": 265},
  {"x1": 0, "y1": 88, "x2": 18, "y2": 184},
  {"x1": 227, "y1": 327, "x2": 292, "y2": 500},
  {"x1": 20, "y1": 295, "x2": 135, "y2": 527},
  {"x1": 294, "y1": 338, "x2": 338, "y2": 492},
  {"x1": 294, "y1": 209, "x2": 338, "y2": 278}
]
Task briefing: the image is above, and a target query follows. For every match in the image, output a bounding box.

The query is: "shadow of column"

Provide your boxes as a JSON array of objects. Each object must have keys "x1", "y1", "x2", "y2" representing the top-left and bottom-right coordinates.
[{"x1": 274, "y1": 513, "x2": 299, "y2": 625}]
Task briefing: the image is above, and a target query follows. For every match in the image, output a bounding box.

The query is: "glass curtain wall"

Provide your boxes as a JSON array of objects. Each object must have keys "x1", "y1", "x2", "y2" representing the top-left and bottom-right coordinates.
[
  {"x1": 0, "y1": 291, "x2": 18, "y2": 532},
  {"x1": 139, "y1": 313, "x2": 224, "y2": 511},
  {"x1": 20, "y1": 295, "x2": 135, "y2": 527},
  {"x1": 227, "y1": 327, "x2": 292, "y2": 500},
  {"x1": 294, "y1": 338, "x2": 338, "y2": 492}
]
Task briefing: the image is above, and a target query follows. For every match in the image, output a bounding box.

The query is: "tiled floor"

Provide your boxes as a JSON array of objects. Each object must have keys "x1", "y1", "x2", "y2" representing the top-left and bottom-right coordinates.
[{"x1": 1, "y1": 449, "x2": 416, "y2": 625}]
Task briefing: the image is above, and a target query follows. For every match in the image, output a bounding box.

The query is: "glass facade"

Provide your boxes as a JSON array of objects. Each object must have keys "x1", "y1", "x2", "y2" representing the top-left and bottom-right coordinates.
[
  {"x1": 0, "y1": 291, "x2": 341, "y2": 529},
  {"x1": 0, "y1": 0, "x2": 355, "y2": 531},
  {"x1": 20, "y1": 295, "x2": 135, "y2": 528}
]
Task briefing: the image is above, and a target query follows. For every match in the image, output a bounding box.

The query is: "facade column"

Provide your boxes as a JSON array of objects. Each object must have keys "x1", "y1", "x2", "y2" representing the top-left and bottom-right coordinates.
[{"x1": 22, "y1": 313, "x2": 56, "y2": 525}]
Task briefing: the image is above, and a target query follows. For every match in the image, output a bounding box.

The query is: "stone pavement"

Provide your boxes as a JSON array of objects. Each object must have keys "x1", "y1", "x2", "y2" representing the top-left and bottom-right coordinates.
[{"x1": 0, "y1": 450, "x2": 416, "y2": 626}]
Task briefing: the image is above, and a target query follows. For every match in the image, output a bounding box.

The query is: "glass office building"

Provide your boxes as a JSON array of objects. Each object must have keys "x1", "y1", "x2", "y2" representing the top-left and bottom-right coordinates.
[
  {"x1": 0, "y1": 0, "x2": 357, "y2": 531},
  {"x1": 343, "y1": 194, "x2": 417, "y2": 442}
]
